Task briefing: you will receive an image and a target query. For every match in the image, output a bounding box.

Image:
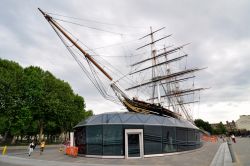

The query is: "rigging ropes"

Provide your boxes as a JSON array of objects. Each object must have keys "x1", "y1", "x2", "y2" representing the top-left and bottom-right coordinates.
[
  {"x1": 53, "y1": 18, "x2": 142, "y2": 94},
  {"x1": 47, "y1": 12, "x2": 146, "y2": 29},
  {"x1": 48, "y1": 21, "x2": 119, "y2": 103},
  {"x1": 53, "y1": 17, "x2": 123, "y2": 35}
]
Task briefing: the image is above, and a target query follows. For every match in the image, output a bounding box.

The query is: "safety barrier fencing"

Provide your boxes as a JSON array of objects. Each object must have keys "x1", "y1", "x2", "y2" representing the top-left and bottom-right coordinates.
[
  {"x1": 65, "y1": 146, "x2": 78, "y2": 157},
  {"x1": 201, "y1": 135, "x2": 218, "y2": 142},
  {"x1": 1, "y1": 146, "x2": 7, "y2": 155}
]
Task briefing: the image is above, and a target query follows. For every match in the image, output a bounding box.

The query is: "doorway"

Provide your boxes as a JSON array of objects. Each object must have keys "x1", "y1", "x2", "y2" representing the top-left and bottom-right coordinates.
[{"x1": 125, "y1": 129, "x2": 144, "y2": 159}]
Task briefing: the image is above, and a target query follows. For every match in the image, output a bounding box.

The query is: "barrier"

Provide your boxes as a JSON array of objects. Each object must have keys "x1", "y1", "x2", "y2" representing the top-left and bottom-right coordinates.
[
  {"x1": 201, "y1": 135, "x2": 218, "y2": 142},
  {"x1": 2, "y1": 146, "x2": 7, "y2": 155},
  {"x1": 65, "y1": 146, "x2": 78, "y2": 157}
]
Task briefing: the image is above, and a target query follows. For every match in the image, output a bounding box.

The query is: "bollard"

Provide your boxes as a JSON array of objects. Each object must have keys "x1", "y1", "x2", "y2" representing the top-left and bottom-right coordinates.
[
  {"x1": 227, "y1": 140, "x2": 236, "y2": 163},
  {"x1": 2, "y1": 146, "x2": 7, "y2": 155}
]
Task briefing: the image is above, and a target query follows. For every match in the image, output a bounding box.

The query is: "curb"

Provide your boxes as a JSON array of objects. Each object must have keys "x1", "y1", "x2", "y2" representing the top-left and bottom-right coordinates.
[{"x1": 210, "y1": 142, "x2": 234, "y2": 166}]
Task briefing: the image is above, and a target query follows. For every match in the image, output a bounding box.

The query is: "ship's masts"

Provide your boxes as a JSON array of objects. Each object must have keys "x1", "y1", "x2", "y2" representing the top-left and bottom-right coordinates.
[
  {"x1": 129, "y1": 54, "x2": 188, "y2": 75},
  {"x1": 139, "y1": 27, "x2": 166, "y2": 40},
  {"x1": 147, "y1": 88, "x2": 206, "y2": 100},
  {"x1": 38, "y1": 8, "x2": 113, "y2": 81},
  {"x1": 136, "y1": 34, "x2": 172, "y2": 50},
  {"x1": 157, "y1": 76, "x2": 195, "y2": 86},
  {"x1": 131, "y1": 43, "x2": 190, "y2": 67},
  {"x1": 126, "y1": 68, "x2": 203, "y2": 91},
  {"x1": 168, "y1": 101, "x2": 200, "y2": 107},
  {"x1": 149, "y1": 27, "x2": 161, "y2": 103}
]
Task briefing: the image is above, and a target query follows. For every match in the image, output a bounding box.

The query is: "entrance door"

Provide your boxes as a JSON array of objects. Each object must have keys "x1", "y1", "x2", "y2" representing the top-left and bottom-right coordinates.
[{"x1": 125, "y1": 129, "x2": 144, "y2": 159}]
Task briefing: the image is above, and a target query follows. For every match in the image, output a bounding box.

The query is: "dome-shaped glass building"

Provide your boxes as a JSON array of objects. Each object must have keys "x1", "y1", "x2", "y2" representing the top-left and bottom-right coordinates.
[{"x1": 74, "y1": 112, "x2": 202, "y2": 158}]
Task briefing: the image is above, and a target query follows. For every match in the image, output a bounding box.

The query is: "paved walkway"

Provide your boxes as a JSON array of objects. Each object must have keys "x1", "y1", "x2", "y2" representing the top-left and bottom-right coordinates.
[
  {"x1": 232, "y1": 137, "x2": 250, "y2": 166},
  {"x1": 209, "y1": 142, "x2": 233, "y2": 166},
  {"x1": 0, "y1": 142, "x2": 220, "y2": 166}
]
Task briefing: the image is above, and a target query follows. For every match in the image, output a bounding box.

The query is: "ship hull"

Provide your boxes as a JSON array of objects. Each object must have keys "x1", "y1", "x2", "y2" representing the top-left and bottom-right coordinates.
[{"x1": 122, "y1": 98, "x2": 180, "y2": 119}]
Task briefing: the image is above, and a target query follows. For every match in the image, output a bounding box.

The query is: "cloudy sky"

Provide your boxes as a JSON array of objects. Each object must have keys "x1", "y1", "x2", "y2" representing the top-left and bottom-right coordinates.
[{"x1": 1, "y1": 0, "x2": 250, "y2": 123}]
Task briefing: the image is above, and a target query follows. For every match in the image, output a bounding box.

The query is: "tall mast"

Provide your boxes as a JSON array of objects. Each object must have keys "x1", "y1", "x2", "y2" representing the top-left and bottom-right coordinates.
[
  {"x1": 150, "y1": 27, "x2": 161, "y2": 104},
  {"x1": 163, "y1": 45, "x2": 174, "y2": 109},
  {"x1": 38, "y1": 8, "x2": 113, "y2": 81}
]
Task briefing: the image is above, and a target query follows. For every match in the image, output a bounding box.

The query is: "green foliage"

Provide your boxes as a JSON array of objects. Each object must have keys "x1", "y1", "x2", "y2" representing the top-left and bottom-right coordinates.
[
  {"x1": 214, "y1": 122, "x2": 227, "y2": 135},
  {"x1": 194, "y1": 119, "x2": 214, "y2": 134},
  {"x1": 194, "y1": 119, "x2": 228, "y2": 135},
  {"x1": 0, "y1": 58, "x2": 93, "y2": 143}
]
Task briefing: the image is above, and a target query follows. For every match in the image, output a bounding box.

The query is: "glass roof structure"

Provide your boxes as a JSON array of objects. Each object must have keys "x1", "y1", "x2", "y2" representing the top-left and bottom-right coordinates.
[{"x1": 75, "y1": 112, "x2": 198, "y2": 129}]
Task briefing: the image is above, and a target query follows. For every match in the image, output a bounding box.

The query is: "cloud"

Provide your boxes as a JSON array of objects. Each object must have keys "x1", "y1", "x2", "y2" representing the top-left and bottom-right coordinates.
[
  {"x1": 1, "y1": 0, "x2": 250, "y2": 123},
  {"x1": 194, "y1": 101, "x2": 250, "y2": 123}
]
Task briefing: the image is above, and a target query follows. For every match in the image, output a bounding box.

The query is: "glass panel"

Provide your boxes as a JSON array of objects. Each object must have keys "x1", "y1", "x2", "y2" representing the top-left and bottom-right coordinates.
[
  {"x1": 123, "y1": 125, "x2": 143, "y2": 129},
  {"x1": 187, "y1": 129, "x2": 196, "y2": 150},
  {"x1": 146, "y1": 116, "x2": 162, "y2": 124},
  {"x1": 74, "y1": 127, "x2": 86, "y2": 154},
  {"x1": 162, "y1": 127, "x2": 176, "y2": 153},
  {"x1": 103, "y1": 125, "x2": 123, "y2": 156},
  {"x1": 88, "y1": 115, "x2": 103, "y2": 125},
  {"x1": 86, "y1": 125, "x2": 103, "y2": 155},
  {"x1": 195, "y1": 130, "x2": 202, "y2": 148},
  {"x1": 176, "y1": 127, "x2": 188, "y2": 152},
  {"x1": 188, "y1": 129, "x2": 195, "y2": 142},
  {"x1": 144, "y1": 125, "x2": 162, "y2": 154},
  {"x1": 120, "y1": 114, "x2": 134, "y2": 123},
  {"x1": 126, "y1": 116, "x2": 143, "y2": 124},
  {"x1": 109, "y1": 115, "x2": 122, "y2": 123},
  {"x1": 128, "y1": 134, "x2": 140, "y2": 157}
]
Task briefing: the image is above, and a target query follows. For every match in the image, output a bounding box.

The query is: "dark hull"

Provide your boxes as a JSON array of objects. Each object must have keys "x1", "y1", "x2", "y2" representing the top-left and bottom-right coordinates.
[{"x1": 122, "y1": 98, "x2": 181, "y2": 119}]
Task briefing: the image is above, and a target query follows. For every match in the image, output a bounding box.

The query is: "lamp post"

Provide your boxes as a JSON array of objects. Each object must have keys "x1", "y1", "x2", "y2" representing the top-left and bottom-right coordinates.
[{"x1": 227, "y1": 138, "x2": 236, "y2": 163}]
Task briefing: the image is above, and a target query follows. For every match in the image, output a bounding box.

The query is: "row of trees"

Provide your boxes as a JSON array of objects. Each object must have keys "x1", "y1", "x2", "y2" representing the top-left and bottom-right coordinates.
[
  {"x1": 0, "y1": 58, "x2": 92, "y2": 144},
  {"x1": 194, "y1": 119, "x2": 227, "y2": 135}
]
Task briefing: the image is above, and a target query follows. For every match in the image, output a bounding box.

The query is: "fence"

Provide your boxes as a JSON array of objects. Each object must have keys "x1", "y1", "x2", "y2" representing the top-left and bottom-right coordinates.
[
  {"x1": 201, "y1": 135, "x2": 218, "y2": 142},
  {"x1": 65, "y1": 146, "x2": 78, "y2": 157}
]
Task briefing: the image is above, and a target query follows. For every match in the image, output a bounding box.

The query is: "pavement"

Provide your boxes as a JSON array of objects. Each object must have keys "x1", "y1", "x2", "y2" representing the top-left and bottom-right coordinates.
[
  {"x1": 0, "y1": 138, "x2": 248, "y2": 166},
  {"x1": 232, "y1": 137, "x2": 250, "y2": 166},
  {"x1": 209, "y1": 142, "x2": 233, "y2": 166},
  {"x1": 0, "y1": 142, "x2": 219, "y2": 166},
  {"x1": 209, "y1": 137, "x2": 250, "y2": 166}
]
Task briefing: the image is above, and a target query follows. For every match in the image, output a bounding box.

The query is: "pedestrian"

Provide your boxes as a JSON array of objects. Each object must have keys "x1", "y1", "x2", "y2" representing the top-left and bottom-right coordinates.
[
  {"x1": 28, "y1": 141, "x2": 35, "y2": 156},
  {"x1": 33, "y1": 139, "x2": 37, "y2": 150},
  {"x1": 63, "y1": 139, "x2": 69, "y2": 151},
  {"x1": 231, "y1": 134, "x2": 236, "y2": 143},
  {"x1": 40, "y1": 140, "x2": 46, "y2": 155},
  {"x1": 222, "y1": 135, "x2": 225, "y2": 142}
]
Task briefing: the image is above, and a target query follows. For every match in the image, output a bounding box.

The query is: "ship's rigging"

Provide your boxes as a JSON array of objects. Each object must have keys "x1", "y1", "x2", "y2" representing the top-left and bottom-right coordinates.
[{"x1": 38, "y1": 8, "x2": 206, "y2": 122}]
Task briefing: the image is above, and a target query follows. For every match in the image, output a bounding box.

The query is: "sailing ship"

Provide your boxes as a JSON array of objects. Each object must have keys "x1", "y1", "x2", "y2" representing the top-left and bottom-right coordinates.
[{"x1": 38, "y1": 8, "x2": 206, "y2": 122}]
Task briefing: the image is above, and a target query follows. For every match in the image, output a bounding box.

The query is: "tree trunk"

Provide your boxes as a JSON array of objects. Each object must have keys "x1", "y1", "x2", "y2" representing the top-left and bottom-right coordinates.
[
  {"x1": 39, "y1": 121, "x2": 44, "y2": 142},
  {"x1": 2, "y1": 120, "x2": 12, "y2": 143},
  {"x1": 2, "y1": 131, "x2": 9, "y2": 143},
  {"x1": 50, "y1": 134, "x2": 53, "y2": 143},
  {"x1": 11, "y1": 136, "x2": 16, "y2": 144}
]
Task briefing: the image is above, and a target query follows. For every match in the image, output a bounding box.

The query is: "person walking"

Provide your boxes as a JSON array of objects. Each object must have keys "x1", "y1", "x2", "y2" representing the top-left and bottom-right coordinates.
[
  {"x1": 28, "y1": 141, "x2": 35, "y2": 156},
  {"x1": 40, "y1": 140, "x2": 46, "y2": 155},
  {"x1": 231, "y1": 134, "x2": 236, "y2": 143}
]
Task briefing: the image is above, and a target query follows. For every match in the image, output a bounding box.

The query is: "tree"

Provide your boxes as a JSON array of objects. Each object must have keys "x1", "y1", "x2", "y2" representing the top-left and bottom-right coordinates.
[
  {"x1": 194, "y1": 119, "x2": 213, "y2": 134},
  {"x1": 23, "y1": 66, "x2": 47, "y2": 142},
  {"x1": 85, "y1": 109, "x2": 94, "y2": 118},
  {"x1": 215, "y1": 122, "x2": 227, "y2": 135},
  {"x1": 0, "y1": 59, "x2": 31, "y2": 142},
  {"x1": 0, "y1": 58, "x2": 93, "y2": 143}
]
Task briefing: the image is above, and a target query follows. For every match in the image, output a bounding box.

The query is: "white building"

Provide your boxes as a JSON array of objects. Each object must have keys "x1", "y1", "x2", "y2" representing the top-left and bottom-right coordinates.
[{"x1": 236, "y1": 115, "x2": 250, "y2": 131}]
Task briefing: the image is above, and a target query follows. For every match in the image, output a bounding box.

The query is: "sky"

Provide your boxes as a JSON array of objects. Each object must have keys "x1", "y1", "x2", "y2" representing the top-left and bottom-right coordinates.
[{"x1": 1, "y1": 0, "x2": 250, "y2": 123}]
